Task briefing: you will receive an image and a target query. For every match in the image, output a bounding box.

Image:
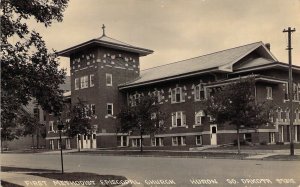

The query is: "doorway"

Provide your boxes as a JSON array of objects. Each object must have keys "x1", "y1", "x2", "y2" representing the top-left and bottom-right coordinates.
[{"x1": 210, "y1": 125, "x2": 217, "y2": 145}]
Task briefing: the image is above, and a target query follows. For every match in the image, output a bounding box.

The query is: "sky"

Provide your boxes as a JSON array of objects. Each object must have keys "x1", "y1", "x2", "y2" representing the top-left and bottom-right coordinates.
[{"x1": 30, "y1": 0, "x2": 300, "y2": 75}]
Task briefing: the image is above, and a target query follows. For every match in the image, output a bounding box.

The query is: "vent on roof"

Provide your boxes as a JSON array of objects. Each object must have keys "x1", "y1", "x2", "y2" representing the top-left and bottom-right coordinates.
[{"x1": 265, "y1": 43, "x2": 271, "y2": 51}]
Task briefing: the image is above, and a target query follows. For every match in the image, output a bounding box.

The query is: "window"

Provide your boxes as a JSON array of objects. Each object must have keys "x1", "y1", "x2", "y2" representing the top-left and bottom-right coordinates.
[
  {"x1": 172, "y1": 111, "x2": 186, "y2": 127},
  {"x1": 196, "y1": 135, "x2": 202, "y2": 145},
  {"x1": 91, "y1": 104, "x2": 96, "y2": 115},
  {"x1": 49, "y1": 121, "x2": 54, "y2": 132},
  {"x1": 90, "y1": 74, "x2": 94, "y2": 87},
  {"x1": 117, "y1": 136, "x2": 128, "y2": 147},
  {"x1": 266, "y1": 87, "x2": 272, "y2": 100},
  {"x1": 132, "y1": 138, "x2": 141, "y2": 147},
  {"x1": 106, "y1": 73, "x2": 112, "y2": 86},
  {"x1": 269, "y1": 111, "x2": 274, "y2": 123},
  {"x1": 195, "y1": 84, "x2": 205, "y2": 101},
  {"x1": 153, "y1": 90, "x2": 163, "y2": 103},
  {"x1": 171, "y1": 87, "x2": 184, "y2": 103},
  {"x1": 151, "y1": 137, "x2": 164, "y2": 146},
  {"x1": 195, "y1": 111, "x2": 205, "y2": 125},
  {"x1": 172, "y1": 136, "x2": 186, "y2": 146},
  {"x1": 107, "y1": 103, "x2": 113, "y2": 115},
  {"x1": 80, "y1": 76, "x2": 88, "y2": 89},
  {"x1": 49, "y1": 140, "x2": 54, "y2": 150},
  {"x1": 295, "y1": 109, "x2": 300, "y2": 122},
  {"x1": 75, "y1": 78, "x2": 80, "y2": 90},
  {"x1": 269, "y1": 132, "x2": 275, "y2": 144},
  {"x1": 277, "y1": 109, "x2": 283, "y2": 122},
  {"x1": 285, "y1": 109, "x2": 290, "y2": 122}
]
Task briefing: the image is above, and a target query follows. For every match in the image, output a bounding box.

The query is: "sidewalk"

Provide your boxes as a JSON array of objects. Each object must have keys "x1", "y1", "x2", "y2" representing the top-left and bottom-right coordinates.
[{"x1": 1, "y1": 172, "x2": 85, "y2": 187}]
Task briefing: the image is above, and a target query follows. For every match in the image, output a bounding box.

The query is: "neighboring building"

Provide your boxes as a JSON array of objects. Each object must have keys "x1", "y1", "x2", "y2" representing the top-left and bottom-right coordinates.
[
  {"x1": 47, "y1": 28, "x2": 300, "y2": 149},
  {"x1": 3, "y1": 76, "x2": 70, "y2": 150}
]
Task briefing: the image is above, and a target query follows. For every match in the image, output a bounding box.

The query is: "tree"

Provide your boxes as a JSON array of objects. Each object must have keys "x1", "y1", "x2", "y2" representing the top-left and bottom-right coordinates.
[
  {"x1": 117, "y1": 95, "x2": 167, "y2": 152},
  {"x1": 1, "y1": 0, "x2": 69, "y2": 141},
  {"x1": 204, "y1": 77, "x2": 272, "y2": 154},
  {"x1": 65, "y1": 99, "x2": 92, "y2": 151}
]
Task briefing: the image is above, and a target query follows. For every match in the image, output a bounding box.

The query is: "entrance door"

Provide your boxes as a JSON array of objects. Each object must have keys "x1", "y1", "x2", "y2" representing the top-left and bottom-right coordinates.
[{"x1": 210, "y1": 125, "x2": 217, "y2": 145}]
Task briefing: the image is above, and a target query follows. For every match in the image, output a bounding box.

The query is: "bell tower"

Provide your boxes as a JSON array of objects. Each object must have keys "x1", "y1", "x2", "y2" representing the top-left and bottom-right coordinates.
[{"x1": 58, "y1": 26, "x2": 153, "y2": 148}]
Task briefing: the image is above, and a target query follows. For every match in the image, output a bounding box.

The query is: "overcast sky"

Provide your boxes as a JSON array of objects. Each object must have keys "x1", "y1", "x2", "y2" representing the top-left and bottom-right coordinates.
[{"x1": 31, "y1": 0, "x2": 300, "y2": 75}]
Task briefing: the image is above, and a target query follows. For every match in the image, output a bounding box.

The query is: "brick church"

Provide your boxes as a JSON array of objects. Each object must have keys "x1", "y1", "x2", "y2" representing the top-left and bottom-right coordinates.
[{"x1": 46, "y1": 26, "x2": 300, "y2": 150}]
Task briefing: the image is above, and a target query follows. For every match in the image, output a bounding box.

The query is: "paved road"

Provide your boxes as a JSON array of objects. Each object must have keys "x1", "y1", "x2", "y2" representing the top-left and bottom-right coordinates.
[{"x1": 1, "y1": 153, "x2": 300, "y2": 187}]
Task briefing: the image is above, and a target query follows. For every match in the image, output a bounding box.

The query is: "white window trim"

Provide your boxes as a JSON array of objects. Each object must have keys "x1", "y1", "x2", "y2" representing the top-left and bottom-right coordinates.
[
  {"x1": 171, "y1": 87, "x2": 185, "y2": 104},
  {"x1": 171, "y1": 111, "x2": 187, "y2": 128},
  {"x1": 49, "y1": 121, "x2": 54, "y2": 132},
  {"x1": 194, "y1": 110, "x2": 205, "y2": 127},
  {"x1": 151, "y1": 137, "x2": 163, "y2": 146},
  {"x1": 196, "y1": 135, "x2": 203, "y2": 145},
  {"x1": 80, "y1": 76, "x2": 89, "y2": 89},
  {"x1": 107, "y1": 103, "x2": 113, "y2": 116},
  {"x1": 90, "y1": 74, "x2": 94, "y2": 87},
  {"x1": 106, "y1": 73, "x2": 112, "y2": 86},
  {"x1": 194, "y1": 84, "x2": 205, "y2": 101},
  {"x1": 266, "y1": 86, "x2": 272, "y2": 100},
  {"x1": 75, "y1": 78, "x2": 80, "y2": 90},
  {"x1": 172, "y1": 136, "x2": 186, "y2": 146},
  {"x1": 118, "y1": 136, "x2": 128, "y2": 147}
]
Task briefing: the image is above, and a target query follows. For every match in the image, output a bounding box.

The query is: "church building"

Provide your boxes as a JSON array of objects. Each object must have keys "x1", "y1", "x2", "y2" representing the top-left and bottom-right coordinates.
[{"x1": 45, "y1": 26, "x2": 300, "y2": 149}]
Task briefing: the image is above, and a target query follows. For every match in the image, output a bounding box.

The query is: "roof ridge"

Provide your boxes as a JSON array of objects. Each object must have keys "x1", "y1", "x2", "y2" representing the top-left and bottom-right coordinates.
[
  {"x1": 97, "y1": 35, "x2": 133, "y2": 47},
  {"x1": 141, "y1": 41, "x2": 263, "y2": 72}
]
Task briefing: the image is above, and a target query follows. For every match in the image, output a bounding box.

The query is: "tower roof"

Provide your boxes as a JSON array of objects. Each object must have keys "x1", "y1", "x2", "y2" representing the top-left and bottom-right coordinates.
[{"x1": 57, "y1": 31, "x2": 153, "y2": 57}]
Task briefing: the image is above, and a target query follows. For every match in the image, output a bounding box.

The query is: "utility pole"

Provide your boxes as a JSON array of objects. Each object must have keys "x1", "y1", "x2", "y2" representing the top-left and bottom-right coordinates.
[{"x1": 283, "y1": 27, "x2": 296, "y2": 156}]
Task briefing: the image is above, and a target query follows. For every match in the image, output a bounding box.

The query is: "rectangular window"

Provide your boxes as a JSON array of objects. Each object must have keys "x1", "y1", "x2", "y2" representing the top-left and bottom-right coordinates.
[
  {"x1": 132, "y1": 138, "x2": 141, "y2": 147},
  {"x1": 107, "y1": 103, "x2": 113, "y2": 115},
  {"x1": 80, "y1": 76, "x2": 88, "y2": 89},
  {"x1": 196, "y1": 135, "x2": 202, "y2": 145},
  {"x1": 90, "y1": 74, "x2": 94, "y2": 87},
  {"x1": 269, "y1": 132, "x2": 275, "y2": 144},
  {"x1": 75, "y1": 78, "x2": 80, "y2": 90},
  {"x1": 151, "y1": 137, "x2": 163, "y2": 146},
  {"x1": 266, "y1": 87, "x2": 272, "y2": 100},
  {"x1": 49, "y1": 121, "x2": 54, "y2": 132},
  {"x1": 171, "y1": 87, "x2": 184, "y2": 103},
  {"x1": 195, "y1": 111, "x2": 205, "y2": 125},
  {"x1": 172, "y1": 111, "x2": 186, "y2": 127},
  {"x1": 117, "y1": 136, "x2": 128, "y2": 147},
  {"x1": 91, "y1": 104, "x2": 96, "y2": 115},
  {"x1": 172, "y1": 136, "x2": 186, "y2": 146},
  {"x1": 106, "y1": 73, "x2": 112, "y2": 86},
  {"x1": 195, "y1": 84, "x2": 205, "y2": 101}
]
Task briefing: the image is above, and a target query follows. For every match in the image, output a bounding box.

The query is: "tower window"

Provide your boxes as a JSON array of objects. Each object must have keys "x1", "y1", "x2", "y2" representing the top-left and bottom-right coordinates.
[
  {"x1": 80, "y1": 76, "x2": 89, "y2": 89},
  {"x1": 75, "y1": 78, "x2": 80, "y2": 90},
  {"x1": 107, "y1": 103, "x2": 113, "y2": 115},
  {"x1": 106, "y1": 73, "x2": 112, "y2": 86},
  {"x1": 90, "y1": 74, "x2": 95, "y2": 87}
]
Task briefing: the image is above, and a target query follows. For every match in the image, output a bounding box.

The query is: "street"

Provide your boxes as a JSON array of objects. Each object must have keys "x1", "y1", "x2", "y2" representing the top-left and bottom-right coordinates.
[{"x1": 1, "y1": 153, "x2": 300, "y2": 187}]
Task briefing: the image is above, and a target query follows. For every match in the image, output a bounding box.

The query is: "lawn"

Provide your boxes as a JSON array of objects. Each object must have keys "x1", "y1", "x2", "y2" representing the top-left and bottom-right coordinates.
[{"x1": 210, "y1": 143, "x2": 300, "y2": 150}]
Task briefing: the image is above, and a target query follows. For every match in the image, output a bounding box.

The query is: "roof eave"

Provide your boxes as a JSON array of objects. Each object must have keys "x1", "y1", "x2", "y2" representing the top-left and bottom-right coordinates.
[{"x1": 57, "y1": 39, "x2": 153, "y2": 57}]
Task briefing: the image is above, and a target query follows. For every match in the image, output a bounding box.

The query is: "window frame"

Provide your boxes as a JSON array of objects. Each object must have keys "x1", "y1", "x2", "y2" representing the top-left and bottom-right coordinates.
[
  {"x1": 171, "y1": 87, "x2": 184, "y2": 103},
  {"x1": 107, "y1": 103, "x2": 113, "y2": 116},
  {"x1": 196, "y1": 135, "x2": 202, "y2": 145},
  {"x1": 106, "y1": 73, "x2": 112, "y2": 86},
  {"x1": 80, "y1": 76, "x2": 89, "y2": 89},
  {"x1": 90, "y1": 74, "x2": 95, "y2": 87},
  {"x1": 171, "y1": 111, "x2": 186, "y2": 127},
  {"x1": 266, "y1": 86, "x2": 273, "y2": 100},
  {"x1": 49, "y1": 121, "x2": 54, "y2": 132},
  {"x1": 75, "y1": 78, "x2": 80, "y2": 90}
]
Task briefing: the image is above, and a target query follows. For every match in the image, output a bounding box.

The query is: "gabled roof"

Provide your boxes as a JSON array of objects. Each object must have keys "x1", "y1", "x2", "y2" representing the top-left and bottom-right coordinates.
[
  {"x1": 120, "y1": 41, "x2": 277, "y2": 89},
  {"x1": 58, "y1": 35, "x2": 153, "y2": 57}
]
